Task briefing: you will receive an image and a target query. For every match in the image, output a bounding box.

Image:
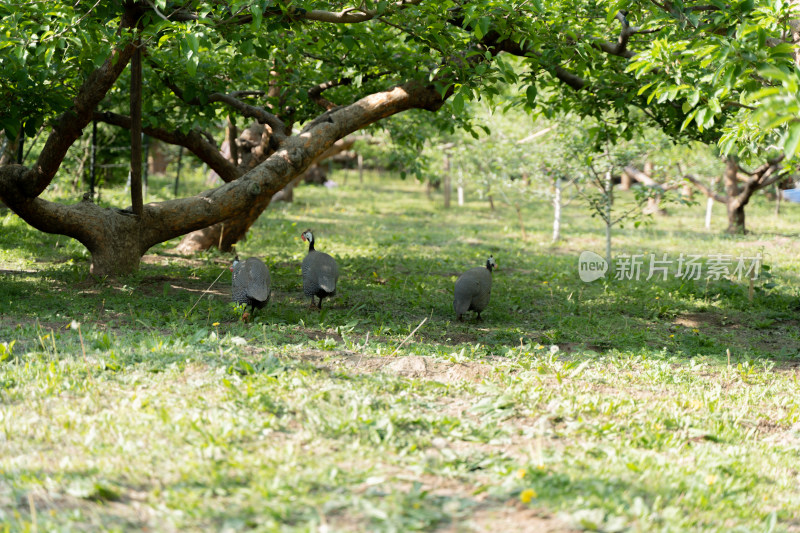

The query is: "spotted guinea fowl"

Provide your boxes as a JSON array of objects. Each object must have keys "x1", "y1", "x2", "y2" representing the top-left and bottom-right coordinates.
[
  {"x1": 300, "y1": 229, "x2": 339, "y2": 309},
  {"x1": 453, "y1": 255, "x2": 497, "y2": 321},
  {"x1": 230, "y1": 255, "x2": 271, "y2": 321}
]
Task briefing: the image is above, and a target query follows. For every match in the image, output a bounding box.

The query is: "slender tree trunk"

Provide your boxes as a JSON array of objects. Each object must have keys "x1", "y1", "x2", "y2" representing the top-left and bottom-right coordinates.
[
  {"x1": 605, "y1": 170, "x2": 613, "y2": 263},
  {"x1": 443, "y1": 153, "x2": 451, "y2": 208},
  {"x1": 226, "y1": 116, "x2": 239, "y2": 166},
  {"x1": 775, "y1": 183, "x2": 781, "y2": 216},
  {"x1": 174, "y1": 146, "x2": 183, "y2": 197},
  {"x1": 16, "y1": 134, "x2": 24, "y2": 164},
  {"x1": 143, "y1": 134, "x2": 150, "y2": 202},
  {"x1": 704, "y1": 196, "x2": 714, "y2": 229},
  {"x1": 129, "y1": 41, "x2": 143, "y2": 217},
  {"x1": 89, "y1": 120, "x2": 97, "y2": 199},
  {"x1": 552, "y1": 177, "x2": 562, "y2": 242},
  {"x1": 358, "y1": 153, "x2": 363, "y2": 183}
]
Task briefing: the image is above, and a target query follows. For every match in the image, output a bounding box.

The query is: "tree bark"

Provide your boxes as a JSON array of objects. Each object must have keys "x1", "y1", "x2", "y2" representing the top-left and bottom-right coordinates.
[
  {"x1": 726, "y1": 202, "x2": 746, "y2": 234},
  {"x1": 130, "y1": 41, "x2": 143, "y2": 217},
  {"x1": 723, "y1": 157, "x2": 746, "y2": 234},
  {"x1": 175, "y1": 135, "x2": 358, "y2": 253},
  {"x1": 1, "y1": 80, "x2": 449, "y2": 275}
]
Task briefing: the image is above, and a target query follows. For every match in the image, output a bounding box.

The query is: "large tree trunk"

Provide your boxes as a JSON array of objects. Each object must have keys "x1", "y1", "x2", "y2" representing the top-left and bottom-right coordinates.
[
  {"x1": 726, "y1": 202, "x2": 746, "y2": 234},
  {"x1": 723, "y1": 157, "x2": 746, "y2": 234}
]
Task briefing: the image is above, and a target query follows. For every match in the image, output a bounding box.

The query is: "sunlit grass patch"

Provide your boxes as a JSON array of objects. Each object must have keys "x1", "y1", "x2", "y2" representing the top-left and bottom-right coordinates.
[{"x1": 1, "y1": 170, "x2": 800, "y2": 530}]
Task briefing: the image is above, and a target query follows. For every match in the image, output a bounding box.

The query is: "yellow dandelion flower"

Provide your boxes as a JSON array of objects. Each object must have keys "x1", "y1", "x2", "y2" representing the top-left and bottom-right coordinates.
[
  {"x1": 520, "y1": 488, "x2": 537, "y2": 503},
  {"x1": 705, "y1": 474, "x2": 717, "y2": 485},
  {"x1": 692, "y1": 328, "x2": 699, "y2": 333},
  {"x1": 669, "y1": 334, "x2": 675, "y2": 338},
  {"x1": 542, "y1": 281, "x2": 548, "y2": 284},
  {"x1": 535, "y1": 345, "x2": 544, "y2": 350},
  {"x1": 212, "y1": 322, "x2": 220, "y2": 327},
  {"x1": 515, "y1": 469, "x2": 526, "y2": 479}
]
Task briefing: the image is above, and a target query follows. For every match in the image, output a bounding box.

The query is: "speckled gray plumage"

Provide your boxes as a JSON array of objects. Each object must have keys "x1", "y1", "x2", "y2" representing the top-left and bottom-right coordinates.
[
  {"x1": 302, "y1": 250, "x2": 339, "y2": 306},
  {"x1": 231, "y1": 257, "x2": 271, "y2": 312},
  {"x1": 453, "y1": 262, "x2": 493, "y2": 320},
  {"x1": 300, "y1": 230, "x2": 339, "y2": 308}
]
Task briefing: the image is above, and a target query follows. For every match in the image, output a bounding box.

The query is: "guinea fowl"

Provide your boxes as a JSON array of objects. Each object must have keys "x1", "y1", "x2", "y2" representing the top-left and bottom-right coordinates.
[
  {"x1": 453, "y1": 255, "x2": 497, "y2": 321},
  {"x1": 230, "y1": 255, "x2": 271, "y2": 321},
  {"x1": 301, "y1": 229, "x2": 339, "y2": 309}
]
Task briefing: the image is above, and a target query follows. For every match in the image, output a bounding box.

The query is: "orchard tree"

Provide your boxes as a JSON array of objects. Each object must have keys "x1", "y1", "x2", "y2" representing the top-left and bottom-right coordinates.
[{"x1": 2, "y1": 0, "x2": 800, "y2": 275}]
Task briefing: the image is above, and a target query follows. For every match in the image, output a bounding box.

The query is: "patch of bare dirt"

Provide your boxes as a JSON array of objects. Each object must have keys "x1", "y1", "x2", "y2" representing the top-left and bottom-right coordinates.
[
  {"x1": 141, "y1": 252, "x2": 226, "y2": 269},
  {"x1": 137, "y1": 274, "x2": 229, "y2": 300},
  {"x1": 19, "y1": 486, "x2": 165, "y2": 532},
  {"x1": 672, "y1": 311, "x2": 800, "y2": 357},
  {"x1": 673, "y1": 312, "x2": 730, "y2": 329},
  {"x1": 441, "y1": 504, "x2": 576, "y2": 533},
  {"x1": 296, "y1": 351, "x2": 496, "y2": 384}
]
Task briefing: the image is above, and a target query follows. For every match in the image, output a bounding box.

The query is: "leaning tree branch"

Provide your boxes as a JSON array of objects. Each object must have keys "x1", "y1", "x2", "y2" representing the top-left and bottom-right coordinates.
[
  {"x1": 737, "y1": 154, "x2": 785, "y2": 177},
  {"x1": 307, "y1": 71, "x2": 394, "y2": 111},
  {"x1": 623, "y1": 165, "x2": 683, "y2": 190},
  {"x1": 94, "y1": 111, "x2": 241, "y2": 182},
  {"x1": 155, "y1": 71, "x2": 289, "y2": 139},
  {"x1": 737, "y1": 158, "x2": 787, "y2": 202},
  {"x1": 139, "y1": 78, "x2": 450, "y2": 249},
  {"x1": 684, "y1": 174, "x2": 727, "y2": 203}
]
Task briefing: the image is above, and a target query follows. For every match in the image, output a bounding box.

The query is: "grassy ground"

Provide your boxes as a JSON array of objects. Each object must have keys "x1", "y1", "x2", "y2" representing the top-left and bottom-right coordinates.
[{"x1": 1, "y1": 169, "x2": 800, "y2": 532}]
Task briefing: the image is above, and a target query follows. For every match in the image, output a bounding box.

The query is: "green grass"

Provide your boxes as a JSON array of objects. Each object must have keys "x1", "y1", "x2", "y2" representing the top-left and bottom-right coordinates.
[{"x1": 1, "y1": 169, "x2": 800, "y2": 531}]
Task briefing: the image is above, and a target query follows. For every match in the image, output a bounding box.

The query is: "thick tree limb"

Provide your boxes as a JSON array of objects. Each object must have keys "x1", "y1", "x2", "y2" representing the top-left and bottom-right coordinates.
[
  {"x1": 26, "y1": 39, "x2": 137, "y2": 198},
  {"x1": 623, "y1": 165, "x2": 683, "y2": 190},
  {"x1": 737, "y1": 157, "x2": 787, "y2": 203},
  {"x1": 139, "y1": 79, "x2": 449, "y2": 249},
  {"x1": 94, "y1": 111, "x2": 241, "y2": 182}
]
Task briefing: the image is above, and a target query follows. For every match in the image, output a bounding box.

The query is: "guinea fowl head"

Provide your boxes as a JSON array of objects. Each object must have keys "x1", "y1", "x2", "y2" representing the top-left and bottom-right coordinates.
[
  {"x1": 486, "y1": 255, "x2": 497, "y2": 272},
  {"x1": 230, "y1": 255, "x2": 240, "y2": 272},
  {"x1": 301, "y1": 229, "x2": 315, "y2": 250}
]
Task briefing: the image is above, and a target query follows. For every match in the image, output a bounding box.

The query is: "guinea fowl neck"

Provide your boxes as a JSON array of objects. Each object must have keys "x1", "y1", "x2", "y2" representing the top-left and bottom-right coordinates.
[
  {"x1": 307, "y1": 239, "x2": 315, "y2": 252},
  {"x1": 486, "y1": 261, "x2": 494, "y2": 272}
]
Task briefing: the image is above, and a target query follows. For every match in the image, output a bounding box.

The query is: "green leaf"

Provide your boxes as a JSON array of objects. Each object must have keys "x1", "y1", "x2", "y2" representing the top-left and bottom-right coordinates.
[
  {"x1": 186, "y1": 33, "x2": 199, "y2": 56},
  {"x1": 784, "y1": 121, "x2": 800, "y2": 157},
  {"x1": 478, "y1": 17, "x2": 490, "y2": 40},
  {"x1": 452, "y1": 92, "x2": 464, "y2": 114},
  {"x1": 526, "y1": 85, "x2": 537, "y2": 105}
]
